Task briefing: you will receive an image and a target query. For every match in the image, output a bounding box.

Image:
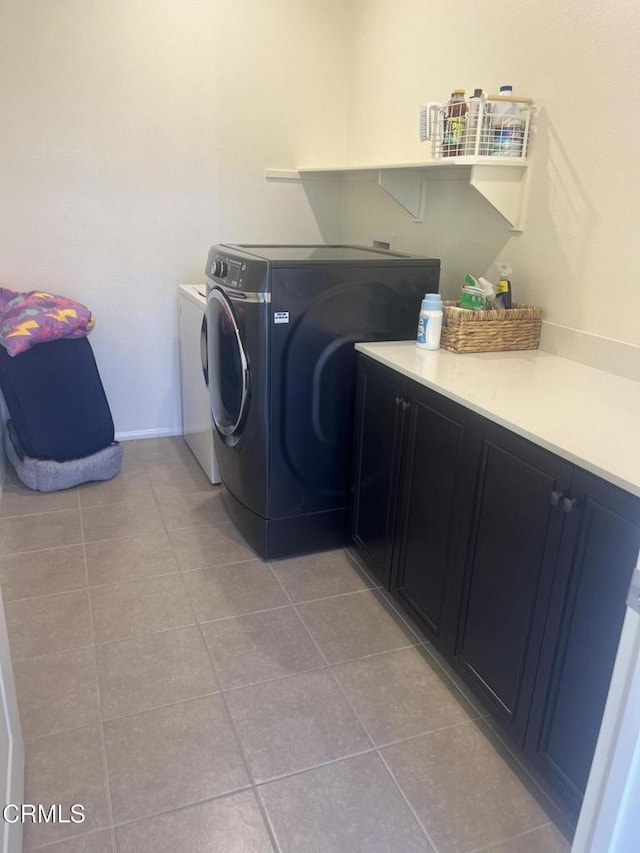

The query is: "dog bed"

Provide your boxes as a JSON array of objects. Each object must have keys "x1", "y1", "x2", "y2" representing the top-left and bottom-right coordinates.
[{"x1": 4, "y1": 423, "x2": 123, "y2": 492}]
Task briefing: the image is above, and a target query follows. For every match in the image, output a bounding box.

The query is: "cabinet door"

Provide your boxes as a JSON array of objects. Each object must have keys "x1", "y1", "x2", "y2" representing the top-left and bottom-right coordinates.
[
  {"x1": 525, "y1": 468, "x2": 640, "y2": 814},
  {"x1": 391, "y1": 382, "x2": 476, "y2": 653},
  {"x1": 350, "y1": 357, "x2": 406, "y2": 586},
  {"x1": 451, "y1": 419, "x2": 572, "y2": 745}
]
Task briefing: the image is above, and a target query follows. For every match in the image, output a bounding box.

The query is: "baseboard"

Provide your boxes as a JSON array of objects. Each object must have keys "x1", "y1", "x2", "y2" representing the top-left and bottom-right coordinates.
[
  {"x1": 539, "y1": 322, "x2": 640, "y2": 382},
  {"x1": 115, "y1": 428, "x2": 183, "y2": 441}
]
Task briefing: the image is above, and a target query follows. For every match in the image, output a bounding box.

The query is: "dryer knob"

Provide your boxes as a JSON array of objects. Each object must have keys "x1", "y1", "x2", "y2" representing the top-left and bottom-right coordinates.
[{"x1": 211, "y1": 259, "x2": 228, "y2": 279}]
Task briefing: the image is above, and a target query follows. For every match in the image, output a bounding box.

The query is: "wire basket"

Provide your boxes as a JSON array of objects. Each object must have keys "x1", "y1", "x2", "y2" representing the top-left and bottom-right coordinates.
[{"x1": 423, "y1": 95, "x2": 533, "y2": 161}]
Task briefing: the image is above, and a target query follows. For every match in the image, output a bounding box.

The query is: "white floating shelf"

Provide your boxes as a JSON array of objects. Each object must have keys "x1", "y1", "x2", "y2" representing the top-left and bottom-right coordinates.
[{"x1": 265, "y1": 158, "x2": 531, "y2": 231}]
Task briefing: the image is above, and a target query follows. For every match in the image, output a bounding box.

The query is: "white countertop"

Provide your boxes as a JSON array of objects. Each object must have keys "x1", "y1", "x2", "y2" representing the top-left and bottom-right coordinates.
[{"x1": 355, "y1": 342, "x2": 640, "y2": 498}]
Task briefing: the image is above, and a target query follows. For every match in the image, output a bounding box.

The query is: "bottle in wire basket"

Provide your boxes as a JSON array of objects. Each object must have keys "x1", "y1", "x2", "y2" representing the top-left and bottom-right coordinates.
[
  {"x1": 443, "y1": 89, "x2": 467, "y2": 156},
  {"x1": 465, "y1": 88, "x2": 484, "y2": 155},
  {"x1": 496, "y1": 262, "x2": 513, "y2": 308},
  {"x1": 416, "y1": 293, "x2": 443, "y2": 350},
  {"x1": 491, "y1": 85, "x2": 525, "y2": 156}
]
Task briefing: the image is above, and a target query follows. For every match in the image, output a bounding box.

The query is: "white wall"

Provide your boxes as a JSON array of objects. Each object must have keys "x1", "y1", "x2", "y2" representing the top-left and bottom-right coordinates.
[
  {"x1": 2, "y1": 1, "x2": 638, "y2": 435},
  {"x1": 342, "y1": 0, "x2": 640, "y2": 346},
  {"x1": 0, "y1": 0, "x2": 349, "y2": 436}
]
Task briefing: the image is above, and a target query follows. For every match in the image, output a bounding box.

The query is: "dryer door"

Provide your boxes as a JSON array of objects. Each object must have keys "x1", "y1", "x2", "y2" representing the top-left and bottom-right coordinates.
[{"x1": 205, "y1": 287, "x2": 250, "y2": 439}]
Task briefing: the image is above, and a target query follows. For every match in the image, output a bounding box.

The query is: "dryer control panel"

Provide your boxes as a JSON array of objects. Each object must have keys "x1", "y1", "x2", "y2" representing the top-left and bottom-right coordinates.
[
  {"x1": 206, "y1": 254, "x2": 245, "y2": 288},
  {"x1": 205, "y1": 245, "x2": 271, "y2": 294}
]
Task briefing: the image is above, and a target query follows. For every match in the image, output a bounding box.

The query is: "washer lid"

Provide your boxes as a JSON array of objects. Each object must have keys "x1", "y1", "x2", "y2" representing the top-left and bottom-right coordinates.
[
  {"x1": 178, "y1": 284, "x2": 207, "y2": 307},
  {"x1": 224, "y1": 244, "x2": 421, "y2": 262}
]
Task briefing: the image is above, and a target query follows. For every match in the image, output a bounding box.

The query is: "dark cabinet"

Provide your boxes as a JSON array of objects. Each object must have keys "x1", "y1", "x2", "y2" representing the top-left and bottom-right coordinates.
[
  {"x1": 524, "y1": 469, "x2": 640, "y2": 812},
  {"x1": 350, "y1": 357, "x2": 475, "y2": 649},
  {"x1": 450, "y1": 420, "x2": 572, "y2": 745},
  {"x1": 350, "y1": 353, "x2": 640, "y2": 816},
  {"x1": 350, "y1": 358, "x2": 406, "y2": 586},
  {"x1": 392, "y1": 383, "x2": 476, "y2": 653}
]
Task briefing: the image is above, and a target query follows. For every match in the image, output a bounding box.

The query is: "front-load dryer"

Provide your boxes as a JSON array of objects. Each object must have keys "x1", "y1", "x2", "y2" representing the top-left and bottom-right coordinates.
[{"x1": 203, "y1": 244, "x2": 440, "y2": 560}]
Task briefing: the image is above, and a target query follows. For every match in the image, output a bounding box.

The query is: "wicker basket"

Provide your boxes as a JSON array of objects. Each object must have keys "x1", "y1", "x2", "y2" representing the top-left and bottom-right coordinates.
[{"x1": 440, "y1": 302, "x2": 542, "y2": 353}]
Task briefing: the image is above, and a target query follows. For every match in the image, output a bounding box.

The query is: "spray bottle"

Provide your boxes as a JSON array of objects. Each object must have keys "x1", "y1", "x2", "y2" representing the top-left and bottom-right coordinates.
[{"x1": 496, "y1": 262, "x2": 513, "y2": 309}]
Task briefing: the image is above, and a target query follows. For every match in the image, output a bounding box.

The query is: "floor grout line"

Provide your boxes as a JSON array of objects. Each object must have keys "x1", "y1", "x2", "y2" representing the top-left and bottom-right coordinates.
[
  {"x1": 26, "y1": 786, "x2": 258, "y2": 851},
  {"x1": 20, "y1": 662, "x2": 488, "y2": 748},
  {"x1": 0, "y1": 505, "x2": 82, "y2": 522},
  {"x1": 177, "y1": 554, "x2": 263, "y2": 573},
  {"x1": 374, "y1": 749, "x2": 441, "y2": 853},
  {"x1": 161, "y1": 491, "x2": 281, "y2": 851},
  {"x1": 193, "y1": 612, "x2": 282, "y2": 852},
  {"x1": 106, "y1": 784, "x2": 256, "y2": 833},
  {"x1": 218, "y1": 661, "x2": 330, "y2": 694},
  {"x1": 0, "y1": 540, "x2": 85, "y2": 559},
  {"x1": 78, "y1": 504, "x2": 117, "y2": 846},
  {"x1": 268, "y1": 583, "x2": 380, "y2": 606},
  {"x1": 27, "y1": 827, "x2": 114, "y2": 852},
  {"x1": 468, "y1": 819, "x2": 560, "y2": 852},
  {"x1": 252, "y1": 744, "x2": 379, "y2": 787},
  {"x1": 9, "y1": 610, "x2": 421, "y2": 667}
]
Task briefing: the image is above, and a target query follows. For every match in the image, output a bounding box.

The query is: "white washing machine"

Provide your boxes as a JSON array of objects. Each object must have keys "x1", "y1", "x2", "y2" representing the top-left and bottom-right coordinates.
[{"x1": 177, "y1": 285, "x2": 220, "y2": 484}]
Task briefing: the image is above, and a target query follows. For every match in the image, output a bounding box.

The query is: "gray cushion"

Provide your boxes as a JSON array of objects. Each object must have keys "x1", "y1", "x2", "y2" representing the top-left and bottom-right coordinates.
[{"x1": 4, "y1": 429, "x2": 123, "y2": 492}]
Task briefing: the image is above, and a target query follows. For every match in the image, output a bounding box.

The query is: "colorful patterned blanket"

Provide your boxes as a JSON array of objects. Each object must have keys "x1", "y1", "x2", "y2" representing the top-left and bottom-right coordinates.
[{"x1": 0, "y1": 289, "x2": 95, "y2": 356}]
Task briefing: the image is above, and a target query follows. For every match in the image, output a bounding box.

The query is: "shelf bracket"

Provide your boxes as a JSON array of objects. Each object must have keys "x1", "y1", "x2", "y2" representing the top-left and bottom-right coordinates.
[
  {"x1": 378, "y1": 170, "x2": 427, "y2": 222},
  {"x1": 469, "y1": 164, "x2": 530, "y2": 232}
]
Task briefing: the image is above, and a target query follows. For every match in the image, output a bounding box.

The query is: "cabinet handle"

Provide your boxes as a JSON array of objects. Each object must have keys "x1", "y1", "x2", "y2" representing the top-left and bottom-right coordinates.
[
  {"x1": 562, "y1": 497, "x2": 579, "y2": 514},
  {"x1": 402, "y1": 400, "x2": 411, "y2": 412},
  {"x1": 395, "y1": 396, "x2": 402, "y2": 408},
  {"x1": 550, "y1": 490, "x2": 564, "y2": 507}
]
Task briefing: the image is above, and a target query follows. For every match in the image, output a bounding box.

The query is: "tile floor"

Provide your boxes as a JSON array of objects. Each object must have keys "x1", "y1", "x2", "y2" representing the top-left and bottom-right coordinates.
[{"x1": 0, "y1": 437, "x2": 574, "y2": 852}]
